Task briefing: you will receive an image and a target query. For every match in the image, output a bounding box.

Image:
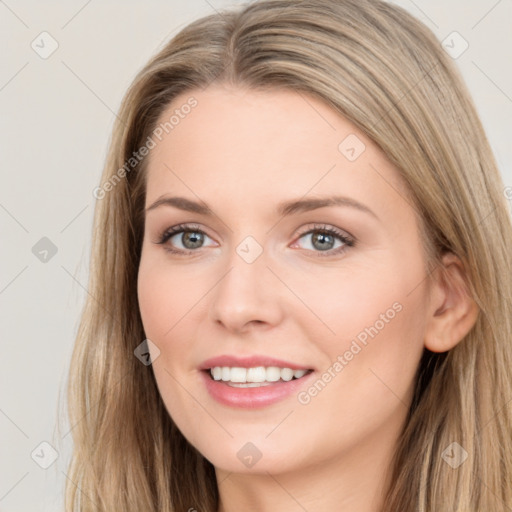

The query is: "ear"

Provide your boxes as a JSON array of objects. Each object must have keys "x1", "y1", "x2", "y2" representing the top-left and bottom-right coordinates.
[{"x1": 424, "y1": 252, "x2": 479, "y2": 353}]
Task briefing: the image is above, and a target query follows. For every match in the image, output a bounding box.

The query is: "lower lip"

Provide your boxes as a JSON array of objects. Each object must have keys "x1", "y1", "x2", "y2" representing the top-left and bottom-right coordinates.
[{"x1": 200, "y1": 370, "x2": 315, "y2": 409}]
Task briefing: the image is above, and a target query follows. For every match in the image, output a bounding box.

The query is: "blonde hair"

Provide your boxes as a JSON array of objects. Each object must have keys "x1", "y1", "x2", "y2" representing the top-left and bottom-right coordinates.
[{"x1": 63, "y1": 0, "x2": 512, "y2": 510}]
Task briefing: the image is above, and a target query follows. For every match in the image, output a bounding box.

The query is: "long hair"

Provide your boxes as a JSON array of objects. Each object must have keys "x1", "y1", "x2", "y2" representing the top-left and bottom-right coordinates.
[{"x1": 63, "y1": 0, "x2": 512, "y2": 510}]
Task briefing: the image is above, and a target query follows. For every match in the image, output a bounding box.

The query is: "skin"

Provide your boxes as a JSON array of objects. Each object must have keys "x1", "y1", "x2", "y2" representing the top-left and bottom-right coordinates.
[{"x1": 137, "y1": 83, "x2": 478, "y2": 512}]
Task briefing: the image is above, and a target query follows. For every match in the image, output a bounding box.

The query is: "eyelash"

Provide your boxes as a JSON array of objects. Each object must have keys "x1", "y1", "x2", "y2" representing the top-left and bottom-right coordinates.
[{"x1": 154, "y1": 223, "x2": 356, "y2": 258}]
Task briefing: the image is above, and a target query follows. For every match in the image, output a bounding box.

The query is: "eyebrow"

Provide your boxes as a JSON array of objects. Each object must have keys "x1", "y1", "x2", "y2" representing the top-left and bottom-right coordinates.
[{"x1": 145, "y1": 195, "x2": 378, "y2": 220}]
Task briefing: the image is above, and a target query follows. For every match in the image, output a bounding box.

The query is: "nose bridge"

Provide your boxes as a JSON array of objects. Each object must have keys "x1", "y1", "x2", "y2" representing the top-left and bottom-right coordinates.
[{"x1": 208, "y1": 233, "x2": 283, "y2": 330}]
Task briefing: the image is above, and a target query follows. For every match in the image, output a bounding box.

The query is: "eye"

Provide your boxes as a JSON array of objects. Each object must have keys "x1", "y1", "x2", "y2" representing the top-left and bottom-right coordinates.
[
  {"x1": 153, "y1": 222, "x2": 355, "y2": 257},
  {"x1": 154, "y1": 223, "x2": 217, "y2": 254},
  {"x1": 292, "y1": 224, "x2": 355, "y2": 257}
]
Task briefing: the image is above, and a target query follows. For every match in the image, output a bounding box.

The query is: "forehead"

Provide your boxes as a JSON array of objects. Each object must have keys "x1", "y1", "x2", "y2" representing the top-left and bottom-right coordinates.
[{"x1": 144, "y1": 84, "x2": 412, "y2": 220}]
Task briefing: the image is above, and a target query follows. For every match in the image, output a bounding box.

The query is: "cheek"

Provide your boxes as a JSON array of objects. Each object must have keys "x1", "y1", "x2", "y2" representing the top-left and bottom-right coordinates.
[
  {"x1": 300, "y1": 255, "x2": 428, "y2": 410},
  {"x1": 288, "y1": 279, "x2": 427, "y2": 460},
  {"x1": 137, "y1": 264, "x2": 171, "y2": 339},
  {"x1": 137, "y1": 252, "x2": 202, "y2": 340},
  {"x1": 282, "y1": 255, "x2": 424, "y2": 354},
  {"x1": 137, "y1": 256, "x2": 207, "y2": 444}
]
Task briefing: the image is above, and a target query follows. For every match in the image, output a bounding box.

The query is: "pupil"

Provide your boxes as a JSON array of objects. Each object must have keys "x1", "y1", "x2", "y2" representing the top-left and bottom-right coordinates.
[
  {"x1": 313, "y1": 232, "x2": 333, "y2": 251},
  {"x1": 183, "y1": 231, "x2": 203, "y2": 249}
]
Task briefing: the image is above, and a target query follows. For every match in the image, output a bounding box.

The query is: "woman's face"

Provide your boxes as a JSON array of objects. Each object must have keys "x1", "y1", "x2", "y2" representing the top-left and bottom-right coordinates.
[{"x1": 137, "y1": 84, "x2": 432, "y2": 476}]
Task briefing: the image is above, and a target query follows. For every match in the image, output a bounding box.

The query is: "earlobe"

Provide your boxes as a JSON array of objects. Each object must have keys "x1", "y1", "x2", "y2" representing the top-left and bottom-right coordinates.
[{"x1": 424, "y1": 252, "x2": 479, "y2": 353}]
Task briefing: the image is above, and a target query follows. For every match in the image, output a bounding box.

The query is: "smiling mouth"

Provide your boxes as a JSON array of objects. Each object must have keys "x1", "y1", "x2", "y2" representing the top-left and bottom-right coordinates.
[{"x1": 204, "y1": 366, "x2": 314, "y2": 387}]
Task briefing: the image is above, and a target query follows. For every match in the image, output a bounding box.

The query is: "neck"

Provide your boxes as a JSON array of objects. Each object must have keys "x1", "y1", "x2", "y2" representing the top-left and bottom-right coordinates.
[{"x1": 215, "y1": 420, "x2": 400, "y2": 512}]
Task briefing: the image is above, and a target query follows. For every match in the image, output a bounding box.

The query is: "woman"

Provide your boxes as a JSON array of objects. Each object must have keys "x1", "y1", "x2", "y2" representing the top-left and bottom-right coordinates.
[{"x1": 64, "y1": 0, "x2": 512, "y2": 510}]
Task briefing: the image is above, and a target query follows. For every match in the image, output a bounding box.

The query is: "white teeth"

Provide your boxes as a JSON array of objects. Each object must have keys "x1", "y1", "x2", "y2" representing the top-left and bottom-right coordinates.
[
  {"x1": 230, "y1": 367, "x2": 247, "y2": 383},
  {"x1": 209, "y1": 366, "x2": 311, "y2": 383},
  {"x1": 266, "y1": 366, "x2": 281, "y2": 382},
  {"x1": 226, "y1": 381, "x2": 273, "y2": 388},
  {"x1": 246, "y1": 366, "x2": 266, "y2": 382},
  {"x1": 281, "y1": 368, "x2": 294, "y2": 381}
]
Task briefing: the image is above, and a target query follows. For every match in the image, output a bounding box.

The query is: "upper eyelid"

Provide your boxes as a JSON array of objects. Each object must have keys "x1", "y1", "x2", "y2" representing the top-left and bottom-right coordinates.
[
  {"x1": 160, "y1": 222, "x2": 351, "y2": 236},
  {"x1": 298, "y1": 223, "x2": 353, "y2": 238},
  {"x1": 161, "y1": 224, "x2": 214, "y2": 241}
]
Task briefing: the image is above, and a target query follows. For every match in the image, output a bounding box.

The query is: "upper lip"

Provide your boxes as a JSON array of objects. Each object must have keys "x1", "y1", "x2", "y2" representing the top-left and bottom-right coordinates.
[{"x1": 199, "y1": 355, "x2": 313, "y2": 371}]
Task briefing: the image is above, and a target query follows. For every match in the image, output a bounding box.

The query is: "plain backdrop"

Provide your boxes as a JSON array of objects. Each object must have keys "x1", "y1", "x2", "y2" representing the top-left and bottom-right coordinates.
[{"x1": 1, "y1": 1, "x2": 511, "y2": 510}]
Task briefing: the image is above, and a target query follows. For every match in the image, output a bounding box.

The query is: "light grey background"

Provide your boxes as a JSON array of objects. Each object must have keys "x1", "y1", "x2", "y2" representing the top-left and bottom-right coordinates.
[{"x1": 1, "y1": 1, "x2": 511, "y2": 510}]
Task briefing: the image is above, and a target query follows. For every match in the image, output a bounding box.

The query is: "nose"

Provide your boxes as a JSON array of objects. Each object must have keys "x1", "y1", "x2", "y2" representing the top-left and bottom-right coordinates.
[{"x1": 208, "y1": 244, "x2": 285, "y2": 334}]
